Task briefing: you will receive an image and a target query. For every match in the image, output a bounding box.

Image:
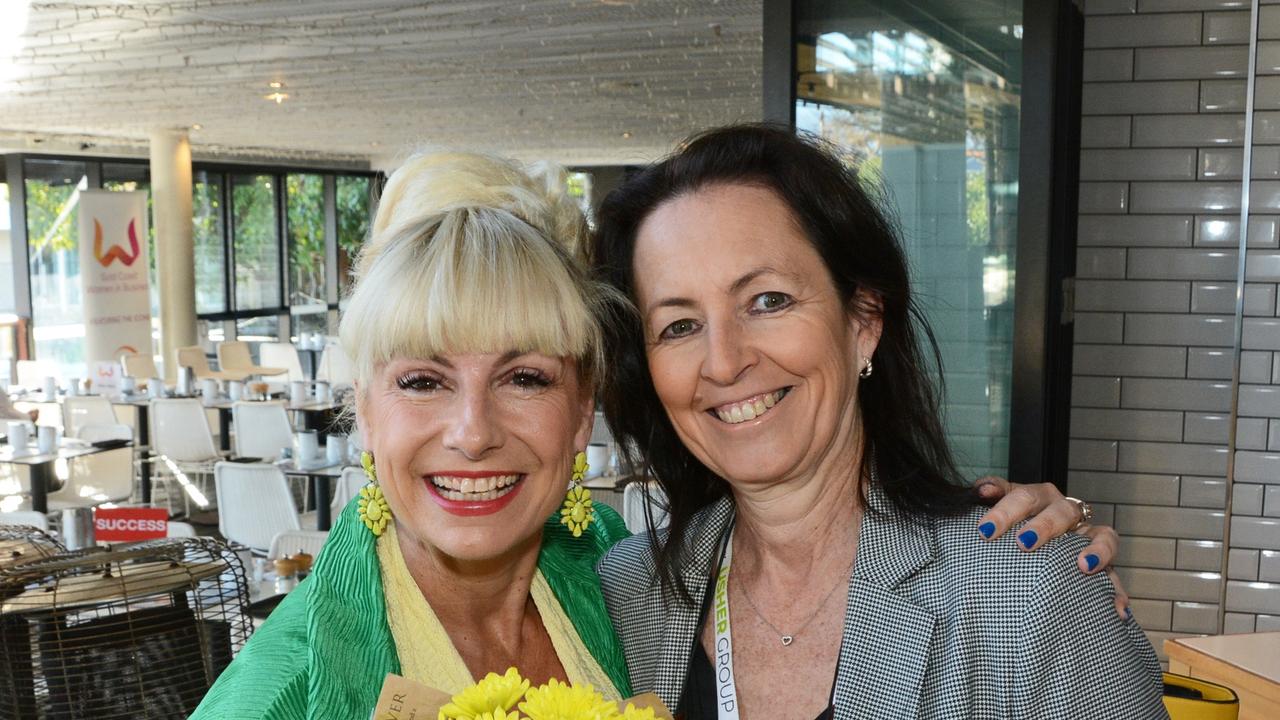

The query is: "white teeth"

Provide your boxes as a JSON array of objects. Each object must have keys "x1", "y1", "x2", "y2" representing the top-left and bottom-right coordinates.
[
  {"x1": 430, "y1": 474, "x2": 522, "y2": 500},
  {"x1": 713, "y1": 389, "x2": 788, "y2": 425}
]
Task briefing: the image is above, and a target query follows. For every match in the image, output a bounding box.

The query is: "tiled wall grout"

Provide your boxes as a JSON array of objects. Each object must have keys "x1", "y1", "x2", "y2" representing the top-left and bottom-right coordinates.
[{"x1": 1074, "y1": 0, "x2": 1280, "y2": 658}]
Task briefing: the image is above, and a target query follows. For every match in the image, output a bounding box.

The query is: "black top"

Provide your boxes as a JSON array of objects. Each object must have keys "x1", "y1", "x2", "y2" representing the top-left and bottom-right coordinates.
[
  {"x1": 678, "y1": 527, "x2": 836, "y2": 720},
  {"x1": 680, "y1": 640, "x2": 834, "y2": 720}
]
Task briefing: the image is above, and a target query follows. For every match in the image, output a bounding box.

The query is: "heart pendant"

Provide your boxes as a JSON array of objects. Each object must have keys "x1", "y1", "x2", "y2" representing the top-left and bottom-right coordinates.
[{"x1": 781, "y1": 635, "x2": 794, "y2": 646}]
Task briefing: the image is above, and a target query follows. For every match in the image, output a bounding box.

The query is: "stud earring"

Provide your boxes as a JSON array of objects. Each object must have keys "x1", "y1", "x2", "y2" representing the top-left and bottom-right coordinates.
[
  {"x1": 357, "y1": 450, "x2": 391, "y2": 537},
  {"x1": 560, "y1": 451, "x2": 595, "y2": 538},
  {"x1": 859, "y1": 358, "x2": 873, "y2": 379}
]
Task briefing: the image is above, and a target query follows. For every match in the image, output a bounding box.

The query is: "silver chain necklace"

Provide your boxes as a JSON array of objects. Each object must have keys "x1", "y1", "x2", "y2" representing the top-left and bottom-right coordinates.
[{"x1": 733, "y1": 551, "x2": 856, "y2": 646}]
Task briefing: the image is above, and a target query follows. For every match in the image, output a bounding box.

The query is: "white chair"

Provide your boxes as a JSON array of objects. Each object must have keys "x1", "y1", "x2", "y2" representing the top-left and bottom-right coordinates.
[
  {"x1": 316, "y1": 342, "x2": 355, "y2": 388},
  {"x1": 622, "y1": 481, "x2": 669, "y2": 534},
  {"x1": 62, "y1": 395, "x2": 130, "y2": 440},
  {"x1": 260, "y1": 343, "x2": 305, "y2": 383},
  {"x1": 15, "y1": 359, "x2": 58, "y2": 389},
  {"x1": 231, "y1": 401, "x2": 294, "y2": 460},
  {"x1": 46, "y1": 430, "x2": 135, "y2": 510},
  {"x1": 151, "y1": 398, "x2": 221, "y2": 514},
  {"x1": 215, "y1": 462, "x2": 301, "y2": 555},
  {"x1": 177, "y1": 345, "x2": 250, "y2": 382},
  {"x1": 120, "y1": 352, "x2": 160, "y2": 380},
  {"x1": 166, "y1": 521, "x2": 197, "y2": 537},
  {"x1": 218, "y1": 341, "x2": 287, "y2": 377},
  {"x1": 0, "y1": 510, "x2": 49, "y2": 530},
  {"x1": 268, "y1": 529, "x2": 329, "y2": 560}
]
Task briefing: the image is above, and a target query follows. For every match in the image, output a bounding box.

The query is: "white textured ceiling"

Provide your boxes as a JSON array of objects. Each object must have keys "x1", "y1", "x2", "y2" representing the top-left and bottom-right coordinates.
[{"x1": 0, "y1": 0, "x2": 764, "y2": 168}]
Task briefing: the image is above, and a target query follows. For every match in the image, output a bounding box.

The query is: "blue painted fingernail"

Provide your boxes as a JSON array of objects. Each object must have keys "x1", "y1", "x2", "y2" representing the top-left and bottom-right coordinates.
[
  {"x1": 1018, "y1": 529, "x2": 1038, "y2": 549},
  {"x1": 1085, "y1": 554, "x2": 1100, "y2": 572},
  {"x1": 978, "y1": 521, "x2": 996, "y2": 539},
  {"x1": 1125, "y1": 607, "x2": 1133, "y2": 621}
]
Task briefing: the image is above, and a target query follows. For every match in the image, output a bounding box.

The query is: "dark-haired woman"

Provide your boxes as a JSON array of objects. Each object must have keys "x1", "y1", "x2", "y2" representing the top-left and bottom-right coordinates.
[{"x1": 592, "y1": 126, "x2": 1166, "y2": 719}]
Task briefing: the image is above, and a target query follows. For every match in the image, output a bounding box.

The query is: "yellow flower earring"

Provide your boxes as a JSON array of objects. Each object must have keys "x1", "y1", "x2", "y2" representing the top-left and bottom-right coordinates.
[
  {"x1": 357, "y1": 450, "x2": 391, "y2": 537},
  {"x1": 560, "y1": 451, "x2": 595, "y2": 538}
]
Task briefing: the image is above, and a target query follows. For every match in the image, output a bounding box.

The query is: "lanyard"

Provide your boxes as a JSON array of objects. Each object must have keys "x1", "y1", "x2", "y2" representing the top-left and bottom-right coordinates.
[{"x1": 712, "y1": 529, "x2": 740, "y2": 720}]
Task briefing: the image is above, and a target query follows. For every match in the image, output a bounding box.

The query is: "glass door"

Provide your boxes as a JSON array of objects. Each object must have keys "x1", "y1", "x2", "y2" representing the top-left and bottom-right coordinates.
[{"x1": 794, "y1": 0, "x2": 1023, "y2": 478}]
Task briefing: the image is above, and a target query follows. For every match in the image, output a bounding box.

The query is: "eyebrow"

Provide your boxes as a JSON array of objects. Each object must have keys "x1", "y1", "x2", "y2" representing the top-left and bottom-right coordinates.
[
  {"x1": 427, "y1": 349, "x2": 525, "y2": 368},
  {"x1": 644, "y1": 265, "x2": 781, "y2": 315}
]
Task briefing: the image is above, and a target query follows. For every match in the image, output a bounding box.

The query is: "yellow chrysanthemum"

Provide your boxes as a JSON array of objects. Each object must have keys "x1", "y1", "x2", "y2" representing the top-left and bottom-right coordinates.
[
  {"x1": 439, "y1": 668, "x2": 530, "y2": 720},
  {"x1": 358, "y1": 483, "x2": 391, "y2": 537},
  {"x1": 618, "y1": 704, "x2": 655, "y2": 720},
  {"x1": 518, "y1": 679, "x2": 619, "y2": 720},
  {"x1": 560, "y1": 485, "x2": 595, "y2": 538}
]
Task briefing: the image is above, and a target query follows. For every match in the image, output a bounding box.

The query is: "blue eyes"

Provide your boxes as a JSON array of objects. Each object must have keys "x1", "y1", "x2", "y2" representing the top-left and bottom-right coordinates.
[
  {"x1": 752, "y1": 292, "x2": 792, "y2": 312},
  {"x1": 660, "y1": 318, "x2": 700, "y2": 340},
  {"x1": 658, "y1": 292, "x2": 794, "y2": 341}
]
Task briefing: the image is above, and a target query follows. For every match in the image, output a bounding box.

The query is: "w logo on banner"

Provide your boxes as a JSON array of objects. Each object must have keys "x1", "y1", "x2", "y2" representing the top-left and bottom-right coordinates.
[{"x1": 93, "y1": 218, "x2": 141, "y2": 267}]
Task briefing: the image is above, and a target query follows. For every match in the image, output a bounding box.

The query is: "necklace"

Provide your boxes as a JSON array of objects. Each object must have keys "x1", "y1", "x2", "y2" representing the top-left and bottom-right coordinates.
[{"x1": 732, "y1": 542, "x2": 856, "y2": 647}]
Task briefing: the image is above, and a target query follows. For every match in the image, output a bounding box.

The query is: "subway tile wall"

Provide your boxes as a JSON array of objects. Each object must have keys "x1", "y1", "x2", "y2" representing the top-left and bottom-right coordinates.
[{"x1": 1077, "y1": 0, "x2": 1280, "y2": 655}]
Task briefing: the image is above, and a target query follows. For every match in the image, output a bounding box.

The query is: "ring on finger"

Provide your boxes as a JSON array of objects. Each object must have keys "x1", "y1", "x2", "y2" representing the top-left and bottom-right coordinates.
[{"x1": 1064, "y1": 496, "x2": 1093, "y2": 532}]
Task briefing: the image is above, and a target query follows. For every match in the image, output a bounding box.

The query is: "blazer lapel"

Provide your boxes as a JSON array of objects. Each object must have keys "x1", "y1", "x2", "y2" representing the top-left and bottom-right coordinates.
[
  {"x1": 652, "y1": 496, "x2": 736, "y2": 711},
  {"x1": 833, "y1": 487, "x2": 939, "y2": 720}
]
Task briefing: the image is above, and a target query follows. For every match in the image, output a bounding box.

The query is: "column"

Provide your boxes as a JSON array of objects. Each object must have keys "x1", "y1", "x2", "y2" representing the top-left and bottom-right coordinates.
[{"x1": 149, "y1": 130, "x2": 196, "y2": 381}]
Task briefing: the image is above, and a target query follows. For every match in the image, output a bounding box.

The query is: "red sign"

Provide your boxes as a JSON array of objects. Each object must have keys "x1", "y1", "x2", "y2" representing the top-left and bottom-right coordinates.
[{"x1": 94, "y1": 507, "x2": 168, "y2": 541}]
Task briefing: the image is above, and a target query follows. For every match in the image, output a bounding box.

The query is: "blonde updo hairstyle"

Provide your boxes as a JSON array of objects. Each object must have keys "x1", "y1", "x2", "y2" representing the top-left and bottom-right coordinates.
[{"x1": 339, "y1": 151, "x2": 610, "y2": 394}]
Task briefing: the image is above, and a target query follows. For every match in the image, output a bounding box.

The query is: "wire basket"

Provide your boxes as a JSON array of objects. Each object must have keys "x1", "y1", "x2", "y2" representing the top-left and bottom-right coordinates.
[{"x1": 0, "y1": 537, "x2": 252, "y2": 719}]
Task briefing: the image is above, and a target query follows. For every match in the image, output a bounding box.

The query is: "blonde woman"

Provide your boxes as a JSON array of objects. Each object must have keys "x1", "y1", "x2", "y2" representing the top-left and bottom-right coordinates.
[{"x1": 193, "y1": 151, "x2": 631, "y2": 717}]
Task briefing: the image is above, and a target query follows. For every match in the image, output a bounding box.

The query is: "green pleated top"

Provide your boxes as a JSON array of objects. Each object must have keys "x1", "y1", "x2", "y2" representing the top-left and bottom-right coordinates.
[{"x1": 192, "y1": 499, "x2": 632, "y2": 719}]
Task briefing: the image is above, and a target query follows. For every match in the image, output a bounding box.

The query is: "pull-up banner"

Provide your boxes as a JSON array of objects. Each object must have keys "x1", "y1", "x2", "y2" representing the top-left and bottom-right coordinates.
[{"x1": 78, "y1": 191, "x2": 152, "y2": 369}]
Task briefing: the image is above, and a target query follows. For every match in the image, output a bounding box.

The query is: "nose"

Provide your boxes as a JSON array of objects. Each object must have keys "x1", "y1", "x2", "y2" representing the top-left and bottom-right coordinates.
[
  {"x1": 441, "y1": 385, "x2": 504, "y2": 459},
  {"x1": 701, "y1": 318, "x2": 754, "y2": 386}
]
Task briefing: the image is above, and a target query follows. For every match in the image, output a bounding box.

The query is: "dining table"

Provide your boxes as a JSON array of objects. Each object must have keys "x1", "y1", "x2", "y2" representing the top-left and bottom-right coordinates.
[
  {"x1": 275, "y1": 457, "x2": 348, "y2": 531},
  {"x1": 1166, "y1": 633, "x2": 1280, "y2": 720}
]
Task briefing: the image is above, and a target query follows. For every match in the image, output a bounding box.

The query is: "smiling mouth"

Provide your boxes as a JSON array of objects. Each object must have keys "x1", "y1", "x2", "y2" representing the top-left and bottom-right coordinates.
[
  {"x1": 428, "y1": 474, "x2": 523, "y2": 502},
  {"x1": 708, "y1": 388, "x2": 791, "y2": 425}
]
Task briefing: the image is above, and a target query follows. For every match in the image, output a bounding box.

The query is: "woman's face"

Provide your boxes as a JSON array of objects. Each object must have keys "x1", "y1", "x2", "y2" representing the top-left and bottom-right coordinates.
[
  {"x1": 633, "y1": 183, "x2": 880, "y2": 490},
  {"x1": 360, "y1": 351, "x2": 593, "y2": 562}
]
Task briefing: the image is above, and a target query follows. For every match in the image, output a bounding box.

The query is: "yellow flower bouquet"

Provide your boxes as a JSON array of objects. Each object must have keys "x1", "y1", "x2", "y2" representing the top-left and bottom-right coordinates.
[{"x1": 373, "y1": 669, "x2": 671, "y2": 720}]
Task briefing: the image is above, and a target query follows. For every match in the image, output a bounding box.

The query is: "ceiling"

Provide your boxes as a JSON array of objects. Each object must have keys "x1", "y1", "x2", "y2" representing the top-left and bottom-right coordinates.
[{"x1": 0, "y1": 0, "x2": 764, "y2": 169}]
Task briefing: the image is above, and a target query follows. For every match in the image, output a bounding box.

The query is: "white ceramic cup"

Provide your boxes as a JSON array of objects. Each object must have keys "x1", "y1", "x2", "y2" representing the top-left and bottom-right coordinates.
[
  {"x1": 295, "y1": 430, "x2": 319, "y2": 464},
  {"x1": 37, "y1": 425, "x2": 57, "y2": 454},
  {"x1": 7, "y1": 421, "x2": 29, "y2": 451},
  {"x1": 290, "y1": 380, "x2": 307, "y2": 405},
  {"x1": 67, "y1": 378, "x2": 81, "y2": 397},
  {"x1": 326, "y1": 434, "x2": 348, "y2": 465},
  {"x1": 586, "y1": 443, "x2": 609, "y2": 479},
  {"x1": 228, "y1": 380, "x2": 244, "y2": 401},
  {"x1": 314, "y1": 381, "x2": 330, "y2": 403},
  {"x1": 42, "y1": 376, "x2": 57, "y2": 398},
  {"x1": 121, "y1": 376, "x2": 137, "y2": 394},
  {"x1": 201, "y1": 378, "x2": 219, "y2": 405},
  {"x1": 148, "y1": 377, "x2": 164, "y2": 399}
]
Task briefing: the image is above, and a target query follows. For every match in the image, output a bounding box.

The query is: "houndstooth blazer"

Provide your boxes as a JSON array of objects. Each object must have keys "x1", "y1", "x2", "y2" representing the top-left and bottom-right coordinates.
[{"x1": 597, "y1": 487, "x2": 1169, "y2": 719}]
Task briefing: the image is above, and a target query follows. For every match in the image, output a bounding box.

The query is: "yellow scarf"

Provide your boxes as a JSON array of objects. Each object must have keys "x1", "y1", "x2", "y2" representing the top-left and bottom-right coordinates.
[{"x1": 377, "y1": 523, "x2": 620, "y2": 698}]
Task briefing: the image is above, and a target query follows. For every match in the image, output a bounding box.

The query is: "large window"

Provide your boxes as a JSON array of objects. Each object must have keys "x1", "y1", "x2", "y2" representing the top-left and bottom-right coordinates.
[
  {"x1": 6, "y1": 156, "x2": 376, "y2": 373},
  {"x1": 286, "y1": 173, "x2": 326, "y2": 336},
  {"x1": 231, "y1": 174, "x2": 281, "y2": 312},
  {"x1": 193, "y1": 171, "x2": 227, "y2": 314},
  {"x1": 336, "y1": 175, "x2": 371, "y2": 297},
  {"x1": 794, "y1": 2, "x2": 1022, "y2": 478},
  {"x1": 25, "y1": 158, "x2": 87, "y2": 379}
]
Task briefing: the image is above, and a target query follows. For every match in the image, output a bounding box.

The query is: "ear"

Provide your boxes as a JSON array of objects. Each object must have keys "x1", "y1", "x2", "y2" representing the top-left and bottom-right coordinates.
[
  {"x1": 573, "y1": 384, "x2": 597, "y2": 452},
  {"x1": 848, "y1": 288, "x2": 884, "y2": 365},
  {"x1": 354, "y1": 380, "x2": 375, "y2": 450}
]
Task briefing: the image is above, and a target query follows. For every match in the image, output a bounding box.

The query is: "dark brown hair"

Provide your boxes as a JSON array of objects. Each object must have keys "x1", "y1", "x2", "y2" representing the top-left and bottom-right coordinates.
[{"x1": 592, "y1": 124, "x2": 976, "y2": 602}]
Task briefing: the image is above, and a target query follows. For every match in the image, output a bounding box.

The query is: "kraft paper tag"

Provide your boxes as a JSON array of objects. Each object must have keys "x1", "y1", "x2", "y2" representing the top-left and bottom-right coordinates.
[{"x1": 371, "y1": 673, "x2": 452, "y2": 720}]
